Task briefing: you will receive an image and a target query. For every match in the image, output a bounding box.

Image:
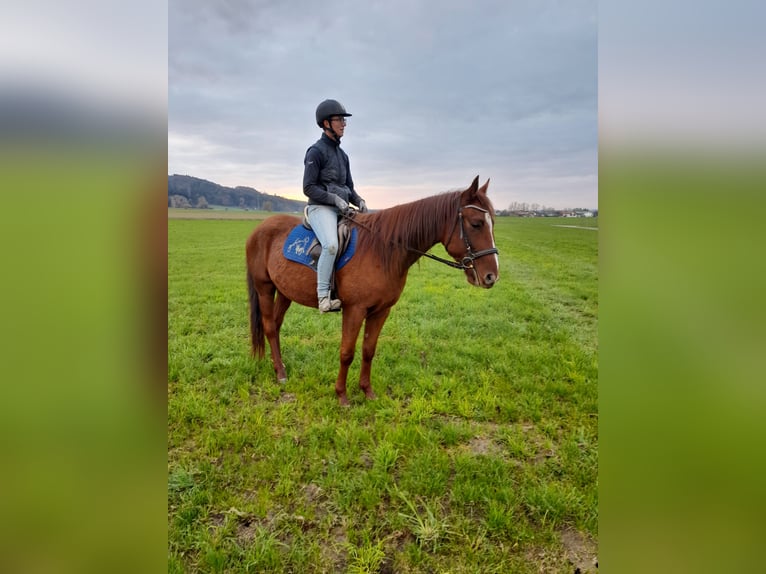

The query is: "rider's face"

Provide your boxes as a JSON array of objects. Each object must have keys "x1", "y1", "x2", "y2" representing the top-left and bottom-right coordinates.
[{"x1": 326, "y1": 116, "x2": 346, "y2": 138}]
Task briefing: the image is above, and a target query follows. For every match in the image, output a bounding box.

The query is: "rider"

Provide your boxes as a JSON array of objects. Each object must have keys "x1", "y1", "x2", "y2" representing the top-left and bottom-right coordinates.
[{"x1": 303, "y1": 99, "x2": 368, "y2": 313}]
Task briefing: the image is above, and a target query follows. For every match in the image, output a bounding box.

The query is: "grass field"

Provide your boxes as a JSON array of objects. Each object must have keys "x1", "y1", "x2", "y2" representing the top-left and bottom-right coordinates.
[{"x1": 168, "y1": 211, "x2": 598, "y2": 573}]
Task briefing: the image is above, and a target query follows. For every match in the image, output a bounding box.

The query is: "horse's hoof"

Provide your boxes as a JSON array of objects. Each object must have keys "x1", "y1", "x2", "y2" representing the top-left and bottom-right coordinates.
[
  {"x1": 277, "y1": 377, "x2": 288, "y2": 384},
  {"x1": 364, "y1": 390, "x2": 377, "y2": 400},
  {"x1": 338, "y1": 395, "x2": 350, "y2": 407}
]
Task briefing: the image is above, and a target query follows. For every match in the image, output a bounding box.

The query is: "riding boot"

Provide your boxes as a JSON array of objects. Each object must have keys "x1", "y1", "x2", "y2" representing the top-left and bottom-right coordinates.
[{"x1": 318, "y1": 294, "x2": 342, "y2": 313}]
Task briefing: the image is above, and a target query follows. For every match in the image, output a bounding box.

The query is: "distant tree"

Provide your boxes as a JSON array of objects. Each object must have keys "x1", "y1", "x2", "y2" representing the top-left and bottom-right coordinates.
[
  {"x1": 170, "y1": 194, "x2": 191, "y2": 208},
  {"x1": 195, "y1": 196, "x2": 209, "y2": 209},
  {"x1": 263, "y1": 200, "x2": 273, "y2": 212}
]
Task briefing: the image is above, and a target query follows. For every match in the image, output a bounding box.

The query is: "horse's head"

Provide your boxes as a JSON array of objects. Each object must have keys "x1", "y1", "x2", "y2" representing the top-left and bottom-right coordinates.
[{"x1": 443, "y1": 176, "x2": 500, "y2": 288}]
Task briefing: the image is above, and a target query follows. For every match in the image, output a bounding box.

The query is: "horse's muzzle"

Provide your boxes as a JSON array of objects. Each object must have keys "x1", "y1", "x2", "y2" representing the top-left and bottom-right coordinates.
[{"x1": 465, "y1": 267, "x2": 498, "y2": 288}]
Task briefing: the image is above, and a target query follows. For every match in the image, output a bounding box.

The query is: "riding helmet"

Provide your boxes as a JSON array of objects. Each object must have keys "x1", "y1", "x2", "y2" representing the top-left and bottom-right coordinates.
[{"x1": 315, "y1": 99, "x2": 352, "y2": 127}]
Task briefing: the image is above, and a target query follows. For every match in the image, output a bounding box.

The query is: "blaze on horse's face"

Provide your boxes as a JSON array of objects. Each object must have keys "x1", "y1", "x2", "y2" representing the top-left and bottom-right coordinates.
[{"x1": 444, "y1": 177, "x2": 499, "y2": 289}]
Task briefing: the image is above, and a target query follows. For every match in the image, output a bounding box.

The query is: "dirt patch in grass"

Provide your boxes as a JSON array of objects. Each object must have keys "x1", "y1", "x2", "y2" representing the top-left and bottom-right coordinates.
[
  {"x1": 235, "y1": 519, "x2": 260, "y2": 544},
  {"x1": 321, "y1": 524, "x2": 348, "y2": 573},
  {"x1": 302, "y1": 482, "x2": 332, "y2": 521},
  {"x1": 560, "y1": 526, "x2": 598, "y2": 573},
  {"x1": 467, "y1": 436, "x2": 501, "y2": 456},
  {"x1": 382, "y1": 530, "x2": 414, "y2": 574},
  {"x1": 518, "y1": 422, "x2": 557, "y2": 465},
  {"x1": 277, "y1": 392, "x2": 297, "y2": 403},
  {"x1": 303, "y1": 482, "x2": 323, "y2": 503}
]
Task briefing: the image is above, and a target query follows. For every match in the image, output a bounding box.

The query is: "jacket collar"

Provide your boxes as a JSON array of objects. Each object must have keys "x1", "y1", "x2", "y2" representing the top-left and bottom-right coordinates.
[{"x1": 321, "y1": 131, "x2": 341, "y2": 146}]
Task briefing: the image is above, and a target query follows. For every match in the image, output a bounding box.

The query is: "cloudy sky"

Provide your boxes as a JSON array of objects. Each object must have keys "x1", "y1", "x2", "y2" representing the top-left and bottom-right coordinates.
[{"x1": 169, "y1": 0, "x2": 597, "y2": 210}]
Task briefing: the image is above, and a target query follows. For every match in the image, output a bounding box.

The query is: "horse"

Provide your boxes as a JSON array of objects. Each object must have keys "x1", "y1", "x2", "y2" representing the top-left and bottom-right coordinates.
[{"x1": 245, "y1": 176, "x2": 499, "y2": 406}]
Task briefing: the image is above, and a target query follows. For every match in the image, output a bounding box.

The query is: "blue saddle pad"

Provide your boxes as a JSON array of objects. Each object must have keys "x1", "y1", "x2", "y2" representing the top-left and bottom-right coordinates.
[{"x1": 283, "y1": 225, "x2": 357, "y2": 271}]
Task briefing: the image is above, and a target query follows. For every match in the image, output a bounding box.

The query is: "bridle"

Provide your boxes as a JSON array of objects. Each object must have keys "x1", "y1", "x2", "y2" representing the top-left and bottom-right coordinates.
[
  {"x1": 343, "y1": 200, "x2": 499, "y2": 277},
  {"x1": 432, "y1": 203, "x2": 499, "y2": 279}
]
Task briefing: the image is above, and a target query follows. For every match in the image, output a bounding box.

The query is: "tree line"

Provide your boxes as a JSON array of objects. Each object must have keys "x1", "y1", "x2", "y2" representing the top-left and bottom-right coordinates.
[{"x1": 168, "y1": 174, "x2": 305, "y2": 212}]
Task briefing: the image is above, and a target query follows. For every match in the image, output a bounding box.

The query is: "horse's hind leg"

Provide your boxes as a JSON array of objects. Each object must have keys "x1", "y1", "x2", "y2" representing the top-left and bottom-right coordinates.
[
  {"x1": 258, "y1": 288, "x2": 289, "y2": 382},
  {"x1": 272, "y1": 292, "x2": 292, "y2": 381},
  {"x1": 274, "y1": 291, "x2": 292, "y2": 332}
]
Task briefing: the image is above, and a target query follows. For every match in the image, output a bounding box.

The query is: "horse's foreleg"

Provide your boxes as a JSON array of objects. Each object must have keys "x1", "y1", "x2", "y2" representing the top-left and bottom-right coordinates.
[
  {"x1": 359, "y1": 308, "x2": 391, "y2": 400},
  {"x1": 258, "y1": 291, "x2": 288, "y2": 382},
  {"x1": 336, "y1": 307, "x2": 366, "y2": 406}
]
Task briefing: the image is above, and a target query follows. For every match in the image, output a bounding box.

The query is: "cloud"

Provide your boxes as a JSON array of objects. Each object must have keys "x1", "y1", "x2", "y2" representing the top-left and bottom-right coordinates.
[{"x1": 169, "y1": 0, "x2": 598, "y2": 209}]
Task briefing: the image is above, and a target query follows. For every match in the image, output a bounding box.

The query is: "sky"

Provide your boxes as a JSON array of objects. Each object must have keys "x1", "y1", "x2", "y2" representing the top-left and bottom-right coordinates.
[{"x1": 168, "y1": 0, "x2": 598, "y2": 210}]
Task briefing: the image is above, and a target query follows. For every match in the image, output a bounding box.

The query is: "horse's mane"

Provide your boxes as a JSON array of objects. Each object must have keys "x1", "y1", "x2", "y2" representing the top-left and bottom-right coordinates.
[{"x1": 353, "y1": 190, "x2": 461, "y2": 275}]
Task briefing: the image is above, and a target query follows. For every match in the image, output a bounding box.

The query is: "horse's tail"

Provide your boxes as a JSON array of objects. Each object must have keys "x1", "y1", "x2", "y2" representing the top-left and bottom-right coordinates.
[{"x1": 247, "y1": 267, "x2": 266, "y2": 358}]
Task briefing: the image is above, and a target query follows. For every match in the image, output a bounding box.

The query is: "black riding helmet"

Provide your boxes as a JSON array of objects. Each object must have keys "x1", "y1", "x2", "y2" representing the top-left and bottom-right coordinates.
[{"x1": 315, "y1": 99, "x2": 352, "y2": 127}]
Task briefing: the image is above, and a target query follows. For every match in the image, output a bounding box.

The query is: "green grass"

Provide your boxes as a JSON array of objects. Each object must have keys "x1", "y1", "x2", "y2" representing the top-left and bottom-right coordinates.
[{"x1": 168, "y1": 215, "x2": 598, "y2": 572}]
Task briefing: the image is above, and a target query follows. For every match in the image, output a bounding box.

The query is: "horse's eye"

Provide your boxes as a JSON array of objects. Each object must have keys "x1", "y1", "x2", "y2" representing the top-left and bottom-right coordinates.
[{"x1": 471, "y1": 221, "x2": 483, "y2": 229}]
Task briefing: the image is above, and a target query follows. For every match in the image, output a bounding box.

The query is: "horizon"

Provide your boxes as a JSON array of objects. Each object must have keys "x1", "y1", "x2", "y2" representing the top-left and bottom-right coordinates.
[{"x1": 168, "y1": 172, "x2": 598, "y2": 212}]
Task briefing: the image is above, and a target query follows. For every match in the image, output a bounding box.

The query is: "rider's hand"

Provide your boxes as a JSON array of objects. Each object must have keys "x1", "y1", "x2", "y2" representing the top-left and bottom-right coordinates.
[
  {"x1": 331, "y1": 194, "x2": 349, "y2": 213},
  {"x1": 358, "y1": 199, "x2": 368, "y2": 213}
]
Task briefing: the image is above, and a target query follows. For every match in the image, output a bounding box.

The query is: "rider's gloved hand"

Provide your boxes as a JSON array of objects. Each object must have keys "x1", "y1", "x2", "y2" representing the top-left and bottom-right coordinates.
[
  {"x1": 332, "y1": 193, "x2": 348, "y2": 213},
  {"x1": 358, "y1": 199, "x2": 368, "y2": 213},
  {"x1": 331, "y1": 194, "x2": 349, "y2": 213}
]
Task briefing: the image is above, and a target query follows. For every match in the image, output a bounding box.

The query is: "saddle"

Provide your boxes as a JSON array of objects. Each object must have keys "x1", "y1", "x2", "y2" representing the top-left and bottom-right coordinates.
[
  {"x1": 302, "y1": 206, "x2": 354, "y2": 257},
  {"x1": 283, "y1": 209, "x2": 357, "y2": 291}
]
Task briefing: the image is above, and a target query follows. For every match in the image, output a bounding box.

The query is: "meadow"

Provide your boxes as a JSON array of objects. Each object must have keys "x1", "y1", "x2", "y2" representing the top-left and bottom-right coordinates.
[{"x1": 168, "y1": 210, "x2": 598, "y2": 573}]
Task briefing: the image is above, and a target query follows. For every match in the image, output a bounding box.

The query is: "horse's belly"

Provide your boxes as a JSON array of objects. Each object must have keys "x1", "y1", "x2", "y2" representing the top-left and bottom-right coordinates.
[{"x1": 269, "y1": 254, "x2": 318, "y2": 307}]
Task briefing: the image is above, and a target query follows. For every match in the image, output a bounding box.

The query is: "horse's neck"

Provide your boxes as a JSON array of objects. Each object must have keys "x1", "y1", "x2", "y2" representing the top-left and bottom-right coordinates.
[{"x1": 371, "y1": 193, "x2": 456, "y2": 271}]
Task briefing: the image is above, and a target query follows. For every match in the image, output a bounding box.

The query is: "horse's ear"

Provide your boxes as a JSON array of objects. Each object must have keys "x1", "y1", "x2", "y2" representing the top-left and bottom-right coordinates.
[
  {"x1": 463, "y1": 176, "x2": 480, "y2": 201},
  {"x1": 478, "y1": 178, "x2": 490, "y2": 196}
]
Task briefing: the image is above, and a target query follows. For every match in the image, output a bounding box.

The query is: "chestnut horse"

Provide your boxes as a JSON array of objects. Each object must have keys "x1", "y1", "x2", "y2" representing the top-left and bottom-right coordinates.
[{"x1": 246, "y1": 176, "x2": 499, "y2": 405}]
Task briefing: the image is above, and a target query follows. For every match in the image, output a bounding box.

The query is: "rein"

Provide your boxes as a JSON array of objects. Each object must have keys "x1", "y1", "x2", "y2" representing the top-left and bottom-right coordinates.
[{"x1": 342, "y1": 202, "x2": 498, "y2": 273}]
